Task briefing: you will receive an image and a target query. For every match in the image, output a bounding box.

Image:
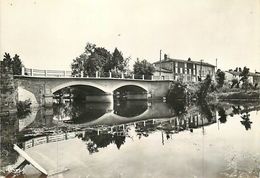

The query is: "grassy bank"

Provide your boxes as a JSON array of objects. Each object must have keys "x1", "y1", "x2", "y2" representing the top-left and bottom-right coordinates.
[
  {"x1": 167, "y1": 80, "x2": 260, "y2": 103},
  {"x1": 213, "y1": 91, "x2": 260, "y2": 100}
]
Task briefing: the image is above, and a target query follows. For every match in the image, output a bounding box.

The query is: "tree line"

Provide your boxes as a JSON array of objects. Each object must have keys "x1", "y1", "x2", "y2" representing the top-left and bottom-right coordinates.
[{"x1": 71, "y1": 42, "x2": 155, "y2": 78}]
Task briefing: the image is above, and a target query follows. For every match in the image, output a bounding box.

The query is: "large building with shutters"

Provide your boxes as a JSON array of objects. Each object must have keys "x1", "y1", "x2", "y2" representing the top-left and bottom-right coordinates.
[{"x1": 153, "y1": 55, "x2": 216, "y2": 82}]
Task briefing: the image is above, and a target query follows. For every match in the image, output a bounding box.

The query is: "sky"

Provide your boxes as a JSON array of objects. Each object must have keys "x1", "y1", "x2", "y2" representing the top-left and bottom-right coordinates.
[{"x1": 1, "y1": 0, "x2": 260, "y2": 71}]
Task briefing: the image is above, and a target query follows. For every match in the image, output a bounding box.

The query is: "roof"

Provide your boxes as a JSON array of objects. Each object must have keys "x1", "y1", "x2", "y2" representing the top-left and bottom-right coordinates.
[
  {"x1": 154, "y1": 66, "x2": 172, "y2": 73},
  {"x1": 153, "y1": 57, "x2": 215, "y2": 67}
]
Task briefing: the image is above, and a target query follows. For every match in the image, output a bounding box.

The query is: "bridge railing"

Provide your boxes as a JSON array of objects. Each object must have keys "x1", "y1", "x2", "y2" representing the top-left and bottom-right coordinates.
[
  {"x1": 23, "y1": 67, "x2": 72, "y2": 77},
  {"x1": 21, "y1": 67, "x2": 173, "y2": 81}
]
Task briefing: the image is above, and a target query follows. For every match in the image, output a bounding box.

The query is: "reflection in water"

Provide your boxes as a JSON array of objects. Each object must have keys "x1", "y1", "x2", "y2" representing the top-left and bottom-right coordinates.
[
  {"x1": 82, "y1": 130, "x2": 126, "y2": 154},
  {"x1": 218, "y1": 107, "x2": 227, "y2": 123},
  {"x1": 1, "y1": 100, "x2": 260, "y2": 177},
  {"x1": 0, "y1": 114, "x2": 19, "y2": 169},
  {"x1": 113, "y1": 100, "x2": 148, "y2": 117},
  {"x1": 240, "y1": 112, "x2": 252, "y2": 130},
  {"x1": 53, "y1": 101, "x2": 112, "y2": 124}
]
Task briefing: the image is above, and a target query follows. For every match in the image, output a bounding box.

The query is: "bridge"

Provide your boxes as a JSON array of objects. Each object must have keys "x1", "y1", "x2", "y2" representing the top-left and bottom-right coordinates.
[{"x1": 15, "y1": 68, "x2": 174, "y2": 106}]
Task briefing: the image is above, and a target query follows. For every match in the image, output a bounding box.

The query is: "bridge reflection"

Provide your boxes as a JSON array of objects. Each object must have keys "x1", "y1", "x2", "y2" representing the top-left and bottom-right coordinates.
[
  {"x1": 3, "y1": 101, "x2": 260, "y2": 177},
  {"x1": 16, "y1": 100, "x2": 220, "y2": 152}
]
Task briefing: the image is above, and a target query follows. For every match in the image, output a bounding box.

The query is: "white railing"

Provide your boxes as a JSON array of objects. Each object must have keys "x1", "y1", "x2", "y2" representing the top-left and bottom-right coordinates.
[
  {"x1": 23, "y1": 67, "x2": 72, "y2": 78},
  {"x1": 21, "y1": 67, "x2": 174, "y2": 81}
]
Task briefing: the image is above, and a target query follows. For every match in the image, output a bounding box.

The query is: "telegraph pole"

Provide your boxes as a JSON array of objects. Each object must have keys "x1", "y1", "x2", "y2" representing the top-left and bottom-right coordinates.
[
  {"x1": 159, "y1": 50, "x2": 162, "y2": 76},
  {"x1": 216, "y1": 58, "x2": 218, "y2": 70},
  {"x1": 200, "y1": 59, "x2": 203, "y2": 80}
]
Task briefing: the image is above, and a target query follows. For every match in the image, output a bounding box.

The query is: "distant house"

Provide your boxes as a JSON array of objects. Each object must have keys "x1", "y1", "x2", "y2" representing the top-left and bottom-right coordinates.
[
  {"x1": 153, "y1": 55, "x2": 216, "y2": 82},
  {"x1": 251, "y1": 73, "x2": 260, "y2": 86},
  {"x1": 224, "y1": 71, "x2": 241, "y2": 83},
  {"x1": 224, "y1": 70, "x2": 260, "y2": 86}
]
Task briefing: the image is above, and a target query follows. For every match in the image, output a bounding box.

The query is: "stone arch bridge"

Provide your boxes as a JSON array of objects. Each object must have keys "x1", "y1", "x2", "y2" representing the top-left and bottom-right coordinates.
[{"x1": 14, "y1": 72, "x2": 173, "y2": 106}]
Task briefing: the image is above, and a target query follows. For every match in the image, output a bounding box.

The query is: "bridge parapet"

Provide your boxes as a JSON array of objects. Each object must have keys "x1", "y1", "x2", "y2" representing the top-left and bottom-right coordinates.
[
  {"x1": 21, "y1": 67, "x2": 174, "y2": 81},
  {"x1": 23, "y1": 67, "x2": 72, "y2": 78}
]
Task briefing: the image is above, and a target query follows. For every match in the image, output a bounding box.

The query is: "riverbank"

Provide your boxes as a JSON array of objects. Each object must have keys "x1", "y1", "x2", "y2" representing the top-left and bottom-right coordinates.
[
  {"x1": 167, "y1": 80, "x2": 260, "y2": 103},
  {"x1": 208, "y1": 90, "x2": 260, "y2": 101}
]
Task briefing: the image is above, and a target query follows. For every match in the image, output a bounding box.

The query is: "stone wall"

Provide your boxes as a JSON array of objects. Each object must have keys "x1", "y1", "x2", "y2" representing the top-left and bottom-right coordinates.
[{"x1": 0, "y1": 61, "x2": 18, "y2": 116}]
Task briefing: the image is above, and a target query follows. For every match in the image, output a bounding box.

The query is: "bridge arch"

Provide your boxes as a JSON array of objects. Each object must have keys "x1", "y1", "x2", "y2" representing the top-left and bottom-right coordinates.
[
  {"x1": 112, "y1": 83, "x2": 148, "y2": 93},
  {"x1": 51, "y1": 81, "x2": 111, "y2": 94},
  {"x1": 17, "y1": 86, "x2": 39, "y2": 106}
]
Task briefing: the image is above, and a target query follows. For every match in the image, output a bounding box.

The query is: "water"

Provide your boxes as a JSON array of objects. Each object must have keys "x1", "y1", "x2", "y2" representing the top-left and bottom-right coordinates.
[{"x1": 1, "y1": 100, "x2": 260, "y2": 178}]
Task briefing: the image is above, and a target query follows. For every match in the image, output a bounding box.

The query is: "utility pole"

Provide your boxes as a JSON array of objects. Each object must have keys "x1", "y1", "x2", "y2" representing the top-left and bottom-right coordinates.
[
  {"x1": 216, "y1": 58, "x2": 218, "y2": 70},
  {"x1": 159, "y1": 50, "x2": 162, "y2": 77},
  {"x1": 200, "y1": 59, "x2": 203, "y2": 80}
]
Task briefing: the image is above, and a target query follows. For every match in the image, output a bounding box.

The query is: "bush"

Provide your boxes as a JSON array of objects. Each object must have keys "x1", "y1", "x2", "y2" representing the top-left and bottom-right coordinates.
[
  {"x1": 167, "y1": 81, "x2": 186, "y2": 101},
  {"x1": 17, "y1": 99, "x2": 31, "y2": 117}
]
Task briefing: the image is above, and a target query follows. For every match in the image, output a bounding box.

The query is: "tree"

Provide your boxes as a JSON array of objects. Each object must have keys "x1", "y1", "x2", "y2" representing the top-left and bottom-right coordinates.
[
  {"x1": 197, "y1": 74, "x2": 212, "y2": 99},
  {"x1": 86, "y1": 47, "x2": 111, "y2": 76},
  {"x1": 3, "y1": 53, "x2": 13, "y2": 69},
  {"x1": 2, "y1": 53, "x2": 23, "y2": 75},
  {"x1": 12, "y1": 54, "x2": 22, "y2": 75},
  {"x1": 71, "y1": 43, "x2": 111, "y2": 77},
  {"x1": 216, "y1": 69, "x2": 225, "y2": 87},
  {"x1": 71, "y1": 43, "x2": 129, "y2": 77},
  {"x1": 239, "y1": 67, "x2": 250, "y2": 90},
  {"x1": 71, "y1": 54, "x2": 87, "y2": 77},
  {"x1": 231, "y1": 78, "x2": 239, "y2": 88},
  {"x1": 133, "y1": 59, "x2": 155, "y2": 77}
]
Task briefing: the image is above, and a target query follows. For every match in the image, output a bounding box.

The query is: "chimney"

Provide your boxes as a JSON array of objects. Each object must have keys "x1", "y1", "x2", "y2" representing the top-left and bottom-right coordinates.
[{"x1": 164, "y1": 54, "x2": 167, "y2": 61}]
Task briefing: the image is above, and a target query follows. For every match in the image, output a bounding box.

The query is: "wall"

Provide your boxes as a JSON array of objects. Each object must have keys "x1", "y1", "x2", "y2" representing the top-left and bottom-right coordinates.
[{"x1": 0, "y1": 61, "x2": 17, "y2": 115}]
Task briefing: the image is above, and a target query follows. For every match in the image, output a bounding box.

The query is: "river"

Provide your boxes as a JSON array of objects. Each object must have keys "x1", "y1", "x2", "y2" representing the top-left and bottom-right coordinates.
[{"x1": 1, "y1": 100, "x2": 260, "y2": 178}]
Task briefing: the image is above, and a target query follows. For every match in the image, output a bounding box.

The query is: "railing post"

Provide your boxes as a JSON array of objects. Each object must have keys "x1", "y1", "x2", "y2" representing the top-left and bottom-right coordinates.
[
  {"x1": 31, "y1": 69, "x2": 34, "y2": 76},
  {"x1": 132, "y1": 74, "x2": 135, "y2": 79},
  {"x1": 45, "y1": 70, "x2": 47, "y2": 77},
  {"x1": 142, "y1": 75, "x2": 144, "y2": 80},
  {"x1": 151, "y1": 75, "x2": 154, "y2": 80},
  {"x1": 21, "y1": 67, "x2": 25, "y2": 75},
  {"x1": 121, "y1": 73, "x2": 124, "y2": 79},
  {"x1": 96, "y1": 71, "x2": 98, "y2": 78},
  {"x1": 109, "y1": 71, "x2": 112, "y2": 78},
  {"x1": 81, "y1": 71, "x2": 83, "y2": 78}
]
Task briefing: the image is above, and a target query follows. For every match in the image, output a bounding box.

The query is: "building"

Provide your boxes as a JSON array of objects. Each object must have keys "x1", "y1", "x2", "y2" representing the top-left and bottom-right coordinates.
[
  {"x1": 225, "y1": 70, "x2": 260, "y2": 86},
  {"x1": 153, "y1": 55, "x2": 216, "y2": 82}
]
